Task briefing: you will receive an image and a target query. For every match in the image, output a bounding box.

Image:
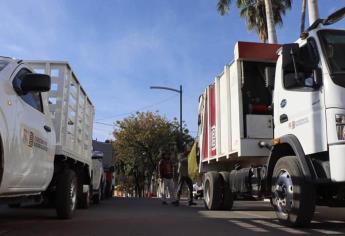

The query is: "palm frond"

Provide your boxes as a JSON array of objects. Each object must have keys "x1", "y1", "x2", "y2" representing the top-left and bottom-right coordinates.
[
  {"x1": 217, "y1": 0, "x2": 231, "y2": 15},
  {"x1": 219, "y1": 0, "x2": 291, "y2": 42}
]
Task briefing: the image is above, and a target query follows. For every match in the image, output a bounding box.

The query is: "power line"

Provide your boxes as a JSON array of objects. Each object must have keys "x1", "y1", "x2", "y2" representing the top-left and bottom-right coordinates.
[
  {"x1": 94, "y1": 121, "x2": 119, "y2": 127},
  {"x1": 96, "y1": 94, "x2": 177, "y2": 121}
]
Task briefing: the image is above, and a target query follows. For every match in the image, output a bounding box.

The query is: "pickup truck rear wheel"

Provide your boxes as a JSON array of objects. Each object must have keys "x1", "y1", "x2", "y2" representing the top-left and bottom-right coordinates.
[
  {"x1": 78, "y1": 184, "x2": 91, "y2": 209},
  {"x1": 203, "y1": 171, "x2": 222, "y2": 210},
  {"x1": 56, "y1": 169, "x2": 77, "y2": 219},
  {"x1": 93, "y1": 182, "x2": 102, "y2": 204},
  {"x1": 271, "y1": 156, "x2": 315, "y2": 227}
]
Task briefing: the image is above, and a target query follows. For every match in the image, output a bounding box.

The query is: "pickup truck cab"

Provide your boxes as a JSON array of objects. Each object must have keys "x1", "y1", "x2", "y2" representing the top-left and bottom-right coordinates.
[
  {"x1": 0, "y1": 58, "x2": 55, "y2": 194},
  {"x1": 0, "y1": 58, "x2": 94, "y2": 219}
]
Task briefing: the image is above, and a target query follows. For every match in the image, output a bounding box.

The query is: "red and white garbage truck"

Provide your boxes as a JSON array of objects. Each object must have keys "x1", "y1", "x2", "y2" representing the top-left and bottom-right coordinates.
[{"x1": 197, "y1": 8, "x2": 345, "y2": 226}]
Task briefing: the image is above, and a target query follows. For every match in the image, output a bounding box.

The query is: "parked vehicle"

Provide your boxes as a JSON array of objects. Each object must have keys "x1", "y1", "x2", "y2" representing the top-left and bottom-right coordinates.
[
  {"x1": 91, "y1": 151, "x2": 105, "y2": 204},
  {"x1": 0, "y1": 59, "x2": 94, "y2": 219},
  {"x1": 193, "y1": 183, "x2": 203, "y2": 200},
  {"x1": 197, "y1": 8, "x2": 345, "y2": 227},
  {"x1": 92, "y1": 140, "x2": 115, "y2": 198}
]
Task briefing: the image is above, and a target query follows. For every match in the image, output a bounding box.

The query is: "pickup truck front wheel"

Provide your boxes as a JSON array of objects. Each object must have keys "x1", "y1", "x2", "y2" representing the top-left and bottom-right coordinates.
[{"x1": 56, "y1": 169, "x2": 77, "y2": 219}]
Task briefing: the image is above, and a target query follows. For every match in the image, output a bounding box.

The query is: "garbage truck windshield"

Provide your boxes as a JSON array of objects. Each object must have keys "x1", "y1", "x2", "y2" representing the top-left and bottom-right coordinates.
[{"x1": 319, "y1": 30, "x2": 345, "y2": 74}]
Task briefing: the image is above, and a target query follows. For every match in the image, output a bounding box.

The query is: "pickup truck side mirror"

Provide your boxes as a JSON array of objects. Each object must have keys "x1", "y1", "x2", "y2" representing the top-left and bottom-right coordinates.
[{"x1": 21, "y1": 73, "x2": 51, "y2": 93}]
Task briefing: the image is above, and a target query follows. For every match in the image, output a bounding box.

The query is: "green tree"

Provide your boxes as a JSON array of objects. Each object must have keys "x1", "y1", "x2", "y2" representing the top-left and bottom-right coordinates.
[
  {"x1": 113, "y1": 111, "x2": 192, "y2": 197},
  {"x1": 217, "y1": 0, "x2": 292, "y2": 43}
]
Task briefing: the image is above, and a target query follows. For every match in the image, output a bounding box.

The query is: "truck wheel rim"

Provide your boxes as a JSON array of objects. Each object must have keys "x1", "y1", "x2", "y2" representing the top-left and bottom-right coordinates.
[
  {"x1": 274, "y1": 170, "x2": 293, "y2": 215},
  {"x1": 70, "y1": 183, "x2": 77, "y2": 211}
]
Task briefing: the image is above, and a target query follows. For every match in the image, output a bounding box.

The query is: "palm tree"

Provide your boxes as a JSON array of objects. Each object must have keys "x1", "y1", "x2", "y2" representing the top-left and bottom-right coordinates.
[
  {"x1": 264, "y1": 0, "x2": 277, "y2": 43},
  {"x1": 217, "y1": 0, "x2": 292, "y2": 43}
]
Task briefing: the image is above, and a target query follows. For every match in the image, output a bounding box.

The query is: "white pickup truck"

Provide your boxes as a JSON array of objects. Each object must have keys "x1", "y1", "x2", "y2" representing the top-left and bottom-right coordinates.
[{"x1": 0, "y1": 59, "x2": 94, "y2": 219}]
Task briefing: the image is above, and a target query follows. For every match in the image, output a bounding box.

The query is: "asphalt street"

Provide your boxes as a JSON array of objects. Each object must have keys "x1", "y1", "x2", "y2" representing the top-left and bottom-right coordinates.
[{"x1": 0, "y1": 197, "x2": 345, "y2": 235}]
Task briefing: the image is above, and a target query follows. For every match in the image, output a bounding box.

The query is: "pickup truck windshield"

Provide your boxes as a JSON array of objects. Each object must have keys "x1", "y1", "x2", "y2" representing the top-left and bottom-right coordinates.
[{"x1": 318, "y1": 30, "x2": 345, "y2": 74}]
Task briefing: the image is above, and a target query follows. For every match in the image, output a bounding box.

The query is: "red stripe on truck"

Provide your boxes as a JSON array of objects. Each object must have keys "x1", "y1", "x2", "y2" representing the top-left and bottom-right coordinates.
[
  {"x1": 202, "y1": 95, "x2": 208, "y2": 160},
  {"x1": 209, "y1": 85, "x2": 216, "y2": 157}
]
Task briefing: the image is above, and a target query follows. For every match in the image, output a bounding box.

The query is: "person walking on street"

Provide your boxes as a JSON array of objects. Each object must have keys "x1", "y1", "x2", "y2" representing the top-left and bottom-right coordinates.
[
  {"x1": 158, "y1": 150, "x2": 176, "y2": 205},
  {"x1": 172, "y1": 145, "x2": 196, "y2": 206}
]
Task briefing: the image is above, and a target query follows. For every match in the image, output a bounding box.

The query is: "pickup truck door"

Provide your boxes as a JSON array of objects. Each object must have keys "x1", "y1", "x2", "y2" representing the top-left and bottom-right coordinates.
[{"x1": 9, "y1": 67, "x2": 54, "y2": 189}]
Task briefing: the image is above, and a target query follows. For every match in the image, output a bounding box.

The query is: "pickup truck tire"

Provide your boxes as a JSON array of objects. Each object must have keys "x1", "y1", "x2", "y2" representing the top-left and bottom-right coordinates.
[
  {"x1": 101, "y1": 181, "x2": 106, "y2": 200},
  {"x1": 203, "y1": 171, "x2": 222, "y2": 210},
  {"x1": 78, "y1": 185, "x2": 91, "y2": 209},
  {"x1": 219, "y1": 171, "x2": 233, "y2": 210},
  {"x1": 56, "y1": 169, "x2": 77, "y2": 219},
  {"x1": 93, "y1": 182, "x2": 102, "y2": 204},
  {"x1": 272, "y1": 156, "x2": 315, "y2": 227}
]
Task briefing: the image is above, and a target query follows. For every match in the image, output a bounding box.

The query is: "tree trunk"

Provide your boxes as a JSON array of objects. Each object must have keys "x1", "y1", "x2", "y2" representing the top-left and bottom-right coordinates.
[
  {"x1": 264, "y1": 0, "x2": 278, "y2": 43},
  {"x1": 300, "y1": 0, "x2": 307, "y2": 35},
  {"x1": 308, "y1": 0, "x2": 320, "y2": 26}
]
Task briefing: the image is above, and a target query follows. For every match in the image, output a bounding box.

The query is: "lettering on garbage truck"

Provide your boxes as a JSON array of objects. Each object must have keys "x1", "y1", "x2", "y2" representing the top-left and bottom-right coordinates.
[
  {"x1": 209, "y1": 85, "x2": 216, "y2": 156},
  {"x1": 288, "y1": 117, "x2": 309, "y2": 130}
]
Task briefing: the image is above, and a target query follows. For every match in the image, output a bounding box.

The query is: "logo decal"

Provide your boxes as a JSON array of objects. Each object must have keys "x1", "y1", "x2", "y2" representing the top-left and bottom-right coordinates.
[
  {"x1": 280, "y1": 99, "x2": 287, "y2": 108},
  {"x1": 23, "y1": 128, "x2": 48, "y2": 151},
  {"x1": 23, "y1": 128, "x2": 34, "y2": 147}
]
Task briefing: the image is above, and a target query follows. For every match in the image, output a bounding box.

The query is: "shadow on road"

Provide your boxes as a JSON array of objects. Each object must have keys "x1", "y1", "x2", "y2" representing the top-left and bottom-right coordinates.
[
  {"x1": 194, "y1": 199, "x2": 345, "y2": 235},
  {"x1": 0, "y1": 198, "x2": 344, "y2": 235}
]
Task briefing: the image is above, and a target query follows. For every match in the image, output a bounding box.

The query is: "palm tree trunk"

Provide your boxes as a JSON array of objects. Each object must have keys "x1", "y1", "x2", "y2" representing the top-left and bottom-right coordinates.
[
  {"x1": 264, "y1": 0, "x2": 278, "y2": 43},
  {"x1": 300, "y1": 0, "x2": 307, "y2": 34},
  {"x1": 308, "y1": 0, "x2": 320, "y2": 26}
]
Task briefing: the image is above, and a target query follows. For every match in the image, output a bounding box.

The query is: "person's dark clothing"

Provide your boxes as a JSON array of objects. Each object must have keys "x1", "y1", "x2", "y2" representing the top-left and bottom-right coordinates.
[
  {"x1": 158, "y1": 158, "x2": 173, "y2": 179},
  {"x1": 176, "y1": 175, "x2": 194, "y2": 202},
  {"x1": 175, "y1": 152, "x2": 195, "y2": 203}
]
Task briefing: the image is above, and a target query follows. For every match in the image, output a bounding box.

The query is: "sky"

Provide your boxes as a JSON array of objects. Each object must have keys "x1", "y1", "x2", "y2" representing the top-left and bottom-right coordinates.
[{"x1": 0, "y1": 0, "x2": 344, "y2": 141}]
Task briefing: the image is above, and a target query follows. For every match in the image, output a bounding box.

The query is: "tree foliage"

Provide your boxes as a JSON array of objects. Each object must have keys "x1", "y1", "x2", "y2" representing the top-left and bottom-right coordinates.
[
  {"x1": 113, "y1": 111, "x2": 193, "y2": 197},
  {"x1": 217, "y1": 0, "x2": 292, "y2": 42}
]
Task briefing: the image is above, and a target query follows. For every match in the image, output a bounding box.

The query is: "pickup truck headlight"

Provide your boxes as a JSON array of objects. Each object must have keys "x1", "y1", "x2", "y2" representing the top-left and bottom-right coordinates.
[{"x1": 335, "y1": 114, "x2": 345, "y2": 140}]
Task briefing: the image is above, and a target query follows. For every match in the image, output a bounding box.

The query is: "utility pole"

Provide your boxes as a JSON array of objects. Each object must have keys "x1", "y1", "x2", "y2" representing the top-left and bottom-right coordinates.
[
  {"x1": 150, "y1": 85, "x2": 183, "y2": 150},
  {"x1": 308, "y1": 0, "x2": 320, "y2": 26}
]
